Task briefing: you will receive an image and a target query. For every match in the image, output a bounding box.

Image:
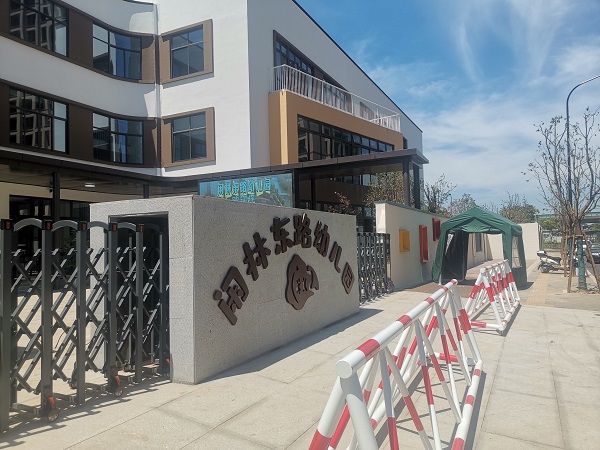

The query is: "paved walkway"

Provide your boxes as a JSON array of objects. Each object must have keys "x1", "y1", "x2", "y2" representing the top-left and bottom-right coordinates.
[{"x1": 2, "y1": 262, "x2": 599, "y2": 449}]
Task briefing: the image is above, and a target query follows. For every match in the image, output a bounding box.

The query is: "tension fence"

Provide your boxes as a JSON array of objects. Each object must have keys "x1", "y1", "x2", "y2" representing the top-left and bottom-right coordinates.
[{"x1": 0, "y1": 218, "x2": 169, "y2": 432}]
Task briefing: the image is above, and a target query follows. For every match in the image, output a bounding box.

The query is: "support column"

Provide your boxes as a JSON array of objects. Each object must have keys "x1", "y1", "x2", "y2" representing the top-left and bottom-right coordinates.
[
  {"x1": 293, "y1": 170, "x2": 300, "y2": 208},
  {"x1": 310, "y1": 176, "x2": 317, "y2": 210},
  {"x1": 0, "y1": 220, "x2": 13, "y2": 433},
  {"x1": 413, "y1": 164, "x2": 421, "y2": 210},
  {"x1": 52, "y1": 172, "x2": 60, "y2": 222},
  {"x1": 402, "y1": 161, "x2": 411, "y2": 206}
]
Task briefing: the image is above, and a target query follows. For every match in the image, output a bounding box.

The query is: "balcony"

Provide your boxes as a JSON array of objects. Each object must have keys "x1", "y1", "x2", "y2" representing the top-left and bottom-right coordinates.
[{"x1": 270, "y1": 65, "x2": 402, "y2": 133}]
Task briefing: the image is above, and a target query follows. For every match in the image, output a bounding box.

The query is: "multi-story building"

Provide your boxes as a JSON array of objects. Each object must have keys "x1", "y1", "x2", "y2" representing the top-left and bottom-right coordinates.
[{"x1": 0, "y1": 0, "x2": 426, "y2": 254}]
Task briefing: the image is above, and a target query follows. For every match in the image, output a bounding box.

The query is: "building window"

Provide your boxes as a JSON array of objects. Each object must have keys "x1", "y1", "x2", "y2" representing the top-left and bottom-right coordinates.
[
  {"x1": 171, "y1": 26, "x2": 204, "y2": 78},
  {"x1": 93, "y1": 24, "x2": 141, "y2": 80},
  {"x1": 275, "y1": 38, "x2": 313, "y2": 76},
  {"x1": 9, "y1": 88, "x2": 67, "y2": 152},
  {"x1": 93, "y1": 113, "x2": 143, "y2": 164},
  {"x1": 298, "y1": 116, "x2": 393, "y2": 163},
  {"x1": 9, "y1": 0, "x2": 68, "y2": 55},
  {"x1": 172, "y1": 113, "x2": 207, "y2": 162}
]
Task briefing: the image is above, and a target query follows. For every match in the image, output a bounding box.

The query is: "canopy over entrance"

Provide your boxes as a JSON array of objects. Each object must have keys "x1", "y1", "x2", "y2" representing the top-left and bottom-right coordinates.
[{"x1": 432, "y1": 207, "x2": 527, "y2": 287}]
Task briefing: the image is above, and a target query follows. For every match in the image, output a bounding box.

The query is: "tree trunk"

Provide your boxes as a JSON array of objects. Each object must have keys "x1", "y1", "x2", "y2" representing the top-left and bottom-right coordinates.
[{"x1": 575, "y1": 222, "x2": 587, "y2": 290}]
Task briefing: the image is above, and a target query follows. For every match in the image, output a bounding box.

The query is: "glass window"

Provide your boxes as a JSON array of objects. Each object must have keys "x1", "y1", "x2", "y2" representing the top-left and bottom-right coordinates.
[
  {"x1": 93, "y1": 24, "x2": 142, "y2": 80},
  {"x1": 171, "y1": 26, "x2": 204, "y2": 78},
  {"x1": 297, "y1": 115, "x2": 393, "y2": 165},
  {"x1": 274, "y1": 37, "x2": 313, "y2": 76},
  {"x1": 93, "y1": 113, "x2": 143, "y2": 164},
  {"x1": 9, "y1": 0, "x2": 68, "y2": 55},
  {"x1": 9, "y1": 88, "x2": 67, "y2": 152},
  {"x1": 172, "y1": 112, "x2": 207, "y2": 162}
]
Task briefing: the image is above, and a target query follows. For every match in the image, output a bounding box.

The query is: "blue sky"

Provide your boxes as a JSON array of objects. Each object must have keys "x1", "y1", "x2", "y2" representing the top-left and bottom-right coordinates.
[{"x1": 295, "y1": 0, "x2": 600, "y2": 211}]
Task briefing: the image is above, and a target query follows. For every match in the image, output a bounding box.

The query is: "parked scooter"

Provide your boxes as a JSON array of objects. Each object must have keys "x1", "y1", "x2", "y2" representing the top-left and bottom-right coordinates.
[{"x1": 537, "y1": 250, "x2": 562, "y2": 273}]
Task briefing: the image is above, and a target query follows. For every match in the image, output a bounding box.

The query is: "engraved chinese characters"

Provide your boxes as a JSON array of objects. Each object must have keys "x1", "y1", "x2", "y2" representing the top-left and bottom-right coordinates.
[
  {"x1": 212, "y1": 267, "x2": 249, "y2": 325},
  {"x1": 213, "y1": 213, "x2": 355, "y2": 325}
]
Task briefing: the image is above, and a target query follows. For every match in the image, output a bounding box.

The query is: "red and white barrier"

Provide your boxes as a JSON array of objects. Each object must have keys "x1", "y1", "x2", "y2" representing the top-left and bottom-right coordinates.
[
  {"x1": 464, "y1": 260, "x2": 520, "y2": 334},
  {"x1": 309, "y1": 280, "x2": 483, "y2": 450}
]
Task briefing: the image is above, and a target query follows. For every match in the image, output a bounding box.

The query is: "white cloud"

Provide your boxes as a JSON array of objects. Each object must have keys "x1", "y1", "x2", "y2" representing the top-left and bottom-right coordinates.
[
  {"x1": 437, "y1": 0, "x2": 575, "y2": 85},
  {"x1": 308, "y1": 0, "x2": 600, "y2": 209}
]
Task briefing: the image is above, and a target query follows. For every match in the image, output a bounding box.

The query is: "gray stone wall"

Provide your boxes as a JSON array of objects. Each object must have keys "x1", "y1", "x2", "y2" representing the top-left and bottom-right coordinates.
[{"x1": 91, "y1": 195, "x2": 359, "y2": 383}]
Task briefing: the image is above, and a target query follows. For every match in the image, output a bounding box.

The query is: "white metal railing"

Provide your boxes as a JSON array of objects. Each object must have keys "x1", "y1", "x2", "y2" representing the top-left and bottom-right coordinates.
[
  {"x1": 308, "y1": 280, "x2": 484, "y2": 450},
  {"x1": 271, "y1": 65, "x2": 402, "y2": 133}
]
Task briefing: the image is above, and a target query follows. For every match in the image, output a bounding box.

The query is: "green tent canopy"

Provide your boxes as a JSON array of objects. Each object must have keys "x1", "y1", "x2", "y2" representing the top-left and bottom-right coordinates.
[{"x1": 432, "y1": 207, "x2": 527, "y2": 287}]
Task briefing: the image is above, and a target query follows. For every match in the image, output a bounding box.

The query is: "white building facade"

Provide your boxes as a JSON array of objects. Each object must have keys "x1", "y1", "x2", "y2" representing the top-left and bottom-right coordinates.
[{"x1": 0, "y1": 0, "x2": 425, "y2": 231}]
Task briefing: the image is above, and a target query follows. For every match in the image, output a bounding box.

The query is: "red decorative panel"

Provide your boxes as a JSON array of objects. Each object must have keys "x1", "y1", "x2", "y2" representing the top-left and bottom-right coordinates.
[
  {"x1": 432, "y1": 218, "x2": 441, "y2": 241},
  {"x1": 419, "y1": 225, "x2": 429, "y2": 263}
]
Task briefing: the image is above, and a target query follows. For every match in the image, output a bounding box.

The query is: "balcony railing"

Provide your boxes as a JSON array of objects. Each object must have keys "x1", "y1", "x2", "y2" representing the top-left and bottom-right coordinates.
[{"x1": 271, "y1": 65, "x2": 402, "y2": 133}]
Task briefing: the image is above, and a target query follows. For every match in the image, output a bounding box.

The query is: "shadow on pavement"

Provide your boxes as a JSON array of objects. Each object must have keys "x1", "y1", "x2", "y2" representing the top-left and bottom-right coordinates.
[
  {"x1": 209, "y1": 303, "x2": 384, "y2": 380},
  {"x1": 0, "y1": 376, "x2": 171, "y2": 447}
]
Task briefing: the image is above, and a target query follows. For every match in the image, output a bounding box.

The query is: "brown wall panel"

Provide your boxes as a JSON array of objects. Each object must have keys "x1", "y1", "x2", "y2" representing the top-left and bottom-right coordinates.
[
  {"x1": 0, "y1": 0, "x2": 9, "y2": 34},
  {"x1": 143, "y1": 118, "x2": 158, "y2": 167},
  {"x1": 160, "y1": 119, "x2": 171, "y2": 167},
  {"x1": 269, "y1": 90, "x2": 405, "y2": 166},
  {"x1": 161, "y1": 107, "x2": 215, "y2": 168},
  {"x1": 69, "y1": 10, "x2": 93, "y2": 66},
  {"x1": 0, "y1": 83, "x2": 8, "y2": 147},
  {"x1": 141, "y1": 35, "x2": 156, "y2": 83},
  {"x1": 158, "y1": 34, "x2": 170, "y2": 84},
  {"x1": 69, "y1": 104, "x2": 92, "y2": 161},
  {"x1": 159, "y1": 19, "x2": 213, "y2": 84}
]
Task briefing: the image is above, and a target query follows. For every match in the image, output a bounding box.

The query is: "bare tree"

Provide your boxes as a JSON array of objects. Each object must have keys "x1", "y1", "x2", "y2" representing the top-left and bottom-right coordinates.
[
  {"x1": 479, "y1": 202, "x2": 499, "y2": 213},
  {"x1": 498, "y1": 193, "x2": 538, "y2": 223},
  {"x1": 448, "y1": 193, "x2": 478, "y2": 216},
  {"x1": 422, "y1": 174, "x2": 456, "y2": 215},
  {"x1": 529, "y1": 108, "x2": 600, "y2": 289}
]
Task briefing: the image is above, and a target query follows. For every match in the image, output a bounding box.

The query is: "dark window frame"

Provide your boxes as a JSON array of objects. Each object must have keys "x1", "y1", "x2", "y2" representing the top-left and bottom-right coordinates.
[
  {"x1": 93, "y1": 113, "x2": 144, "y2": 164},
  {"x1": 170, "y1": 25, "x2": 204, "y2": 78},
  {"x1": 93, "y1": 23, "x2": 142, "y2": 80},
  {"x1": 171, "y1": 112, "x2": 207, "y2": 162},
  {"x1": 9, "y1": 88, "x2": 67, "y2": 153},
  {"x1": 298, "y1": 116, "x2": 393, "y2": 187},
  {"x1": 9, "y1": 0, "x2": 68, "y2": 55},
  {"x1": 274, "y1": 38, "x2": 314, "y2": 76}
]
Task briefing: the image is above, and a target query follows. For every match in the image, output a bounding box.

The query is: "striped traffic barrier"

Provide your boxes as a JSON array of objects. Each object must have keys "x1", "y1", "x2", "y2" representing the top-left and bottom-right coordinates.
[
  {"x1": 463, "y1": 260, "x2": 520, "y2": 334},
  {"x1": 308, "y1": 280, "x2": 483, "y2": 450}
]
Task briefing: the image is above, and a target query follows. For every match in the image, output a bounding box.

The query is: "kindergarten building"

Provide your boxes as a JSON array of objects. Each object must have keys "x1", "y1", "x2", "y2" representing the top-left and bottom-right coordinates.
[{"x1": 0, "y1": 0, "x2": 426, "y2": 256}]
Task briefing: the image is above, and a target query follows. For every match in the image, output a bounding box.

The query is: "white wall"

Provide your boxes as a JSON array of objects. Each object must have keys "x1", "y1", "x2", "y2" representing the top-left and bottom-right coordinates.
[
  {"x1": 466, "y1": 233, "x2": 492, "y2": 268},
  {"x1": 375, "y1": 202, "x2": 446, "y2": 289},
  {"x1": 2, "y1": 0, "x2": 423, "y2": 179},
  {"x1": 376, "y1": 202, "x2": 496, "y2": 288},
  {"x1": 0, "y1": 38, "x2": 157, "y2": 118},
  {"x1": 157, "y1": 0, "x2": 253, "y2": 177},
  {"x1": 488, "y1": 223, "x2": 541, "y2": 263}
]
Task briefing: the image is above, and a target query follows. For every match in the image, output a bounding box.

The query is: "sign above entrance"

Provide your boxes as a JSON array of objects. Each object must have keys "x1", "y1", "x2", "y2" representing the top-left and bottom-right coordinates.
[{"x1": 199, "y1": 173, "x2": 293, "y2": 207}]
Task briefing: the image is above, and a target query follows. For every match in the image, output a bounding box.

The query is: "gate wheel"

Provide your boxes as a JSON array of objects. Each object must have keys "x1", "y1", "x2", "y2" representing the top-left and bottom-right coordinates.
[
  {"x1": 43, "y1": 385, "x2": 60, "y2": 422},
  {"x1": 47, "y1": 408, "x2": 60, "y2": 422}
]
